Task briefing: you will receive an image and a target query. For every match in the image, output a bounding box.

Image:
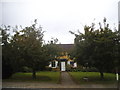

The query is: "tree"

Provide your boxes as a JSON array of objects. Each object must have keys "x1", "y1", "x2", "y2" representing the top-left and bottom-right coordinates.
[
  {"x1": 70, "y1": 18, "x2": 119, "y2": 79},
  {"x1": 44, "y1": 38, "x2": 61, "y2": 61},
  {"x1": 9, "y1": 20, "x2": 49, "y2": 79}
]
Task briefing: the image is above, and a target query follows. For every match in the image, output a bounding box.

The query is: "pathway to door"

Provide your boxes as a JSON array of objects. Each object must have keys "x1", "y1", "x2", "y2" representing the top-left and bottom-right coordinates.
[
  {"x1": 60, "y1": 71, "x2": 79, "y2": 88},
  {"x1": 61, "y1": 72, "x2": 76, "y2": 85}
]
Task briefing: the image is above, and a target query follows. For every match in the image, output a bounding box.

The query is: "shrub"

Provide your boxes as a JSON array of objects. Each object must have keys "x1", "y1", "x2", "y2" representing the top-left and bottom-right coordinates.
[
  {"x1": 45, "y1": 66, "x2": 52, "y2": 71},
  {"x1": 22, "y1": 66, "x2": 32, "y2": 72},
  {"x1": 52, "y1": 68, "x2": 60, "y2": 72},
  {"x1": 70, "y1": 66, "x2": 98, "y2": 72}
]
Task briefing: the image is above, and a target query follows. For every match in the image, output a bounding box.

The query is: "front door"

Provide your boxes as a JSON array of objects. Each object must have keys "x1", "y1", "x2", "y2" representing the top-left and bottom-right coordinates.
[{"x1": 61, "y1": 62, "x2": 66, "y2": 71}]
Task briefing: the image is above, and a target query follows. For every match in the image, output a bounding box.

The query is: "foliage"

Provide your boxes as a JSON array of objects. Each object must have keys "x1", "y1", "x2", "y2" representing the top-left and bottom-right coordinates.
[
  {"x1": 1, "y1": 20, "x2": 63, "y2": 79},
  {"x1": 44, "y1": 38, "x2": 61, "y2": 61},
  {"x1": 1, "y1": 26, "x2": 15, "y2": 79},
  {"x1": 22, "y1": 66, "x2": 32, "y2": 72},
  {"x1": 10, "y1": 20, "x2": 49, "y2": 79},
  {"x1": 70, "y1": 66, "x2": 98, "y2": 72},
  {"x1": 1, "y1": 20, "x2": 50, "y2": 79},
  {"x1": 45, "y1": 66, "x2": 52, "y2": 71},
  {"x1": 70, "y1": 18, "x2": 120, "y2": 79},
  {"x1": 66, "y1": 64, "x2": 72, "y2": 71}
]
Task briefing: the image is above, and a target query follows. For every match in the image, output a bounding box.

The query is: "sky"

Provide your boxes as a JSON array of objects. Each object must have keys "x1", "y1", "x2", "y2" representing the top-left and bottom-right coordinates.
[
  {"x1": 1, "y1": 0, "x2": 120, "y2": 44},
  {"x1": 118, "y1": 1, "x2": 120, "y2": 31}
]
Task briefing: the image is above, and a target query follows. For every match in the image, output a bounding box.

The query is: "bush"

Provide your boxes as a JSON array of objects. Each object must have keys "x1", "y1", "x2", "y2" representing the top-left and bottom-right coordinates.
[
  {"x1": 22, "y1": 66, "x2": 32, "y2": 72},
  {"x1": 66, "y1": 65, "x2": 72, "y2": 71},
  {"x1": 52, "y1": 68, "x2": 60, "y2": 72},
  {"x1": 83, "y1": 67, "x2": 98, "y2": 72},
  {"x1": 45, "y1": 66, "x2": 52, "y2": 71},
  {"x1": 69, "y1": 66, "x2": 98, "y2": 72}
]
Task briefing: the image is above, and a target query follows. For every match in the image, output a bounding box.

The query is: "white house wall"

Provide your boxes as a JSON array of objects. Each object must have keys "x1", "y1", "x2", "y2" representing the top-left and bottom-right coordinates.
[
  {"x1": 73, "y1": 62, "x2": 77, "y2": 68},
  {"x1": 49, "y1": 61, "x2": 58, "y2": 68},
  {"x1": 55, "y1": 61, "x2": 58, "y2": 68},
  {"x1": 49, "y1": 62, "x2": 52, "y2": 67},
  {"x1": 67, "y1": 61, "x2": 70, "y2": 65}
]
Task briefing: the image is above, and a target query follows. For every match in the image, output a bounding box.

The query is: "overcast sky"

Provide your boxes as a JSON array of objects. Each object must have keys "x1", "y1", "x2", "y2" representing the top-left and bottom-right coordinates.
[{"x1": 1, "y1": 0, "x2": 120, "y2": 44}]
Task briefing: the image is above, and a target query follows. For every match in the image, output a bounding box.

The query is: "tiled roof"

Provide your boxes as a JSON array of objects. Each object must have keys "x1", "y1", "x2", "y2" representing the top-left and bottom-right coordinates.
[{"x1": 57, "y1": 44, "x2": 74, "y2": 52}]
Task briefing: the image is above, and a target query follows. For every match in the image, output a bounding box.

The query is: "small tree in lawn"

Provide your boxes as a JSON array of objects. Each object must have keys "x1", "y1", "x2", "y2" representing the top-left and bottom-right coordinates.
[
  {"x1": 11, "y1": 20, "x2": 48, "y2": 79},
  {"x1": 70, "y1": 18, "x2": 118, "y2": 79}
]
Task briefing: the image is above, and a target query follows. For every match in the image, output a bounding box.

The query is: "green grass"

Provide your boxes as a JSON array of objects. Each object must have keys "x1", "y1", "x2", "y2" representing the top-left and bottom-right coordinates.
[
  {"x1": 69, "y1": 72, "x2": 119, "y2": 84},
  {"x1": 3, "y1": 71, "x2": 60, "y2": 83}
]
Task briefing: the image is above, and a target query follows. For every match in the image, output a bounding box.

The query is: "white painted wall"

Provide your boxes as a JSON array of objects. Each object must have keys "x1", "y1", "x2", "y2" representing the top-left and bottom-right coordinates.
[
  {"x1": 55, "y1": 61, "x2": 58, "y2": 68},
  {"x1": 49, "y1": 62, "x2": 52, "y2": 67},
  {"x1": 49, "y1": 61, "x2": 58, "y2": 68},
  {"x1": 74, "y1": 62, "x2": 77, "y2": 68},
  {"x1": 67, "y1": 61, "x2": 70, "y2": 65}
]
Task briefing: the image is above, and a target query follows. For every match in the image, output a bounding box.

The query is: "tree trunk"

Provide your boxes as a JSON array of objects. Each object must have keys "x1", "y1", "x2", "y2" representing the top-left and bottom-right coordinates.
[
  {"x1": 32, "y1": 69, "x2": 36, "y2": 79},
  {"x1": 100, "y1": 71, "x2": 104, "y2": 80}
]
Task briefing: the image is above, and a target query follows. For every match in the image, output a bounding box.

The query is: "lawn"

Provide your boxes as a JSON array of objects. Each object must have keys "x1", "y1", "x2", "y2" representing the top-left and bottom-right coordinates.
[
  {"x1": 3, "y1": 71, "x2": 60, "y2": 83},
  {"x1": 69, "y1": 72, "x2": 119, "y2": 84}
]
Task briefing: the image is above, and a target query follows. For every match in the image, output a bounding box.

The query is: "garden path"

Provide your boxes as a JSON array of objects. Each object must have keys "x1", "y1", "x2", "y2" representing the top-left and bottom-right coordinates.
[{"x1": 61, "y1": 72, "x2": 77, "y2": 85}]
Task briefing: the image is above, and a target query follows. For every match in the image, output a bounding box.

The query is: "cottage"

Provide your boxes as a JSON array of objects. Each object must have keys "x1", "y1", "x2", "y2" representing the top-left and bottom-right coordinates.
[{"x1": 49, "y1": 44, "x2": 77, "y2": 71}]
